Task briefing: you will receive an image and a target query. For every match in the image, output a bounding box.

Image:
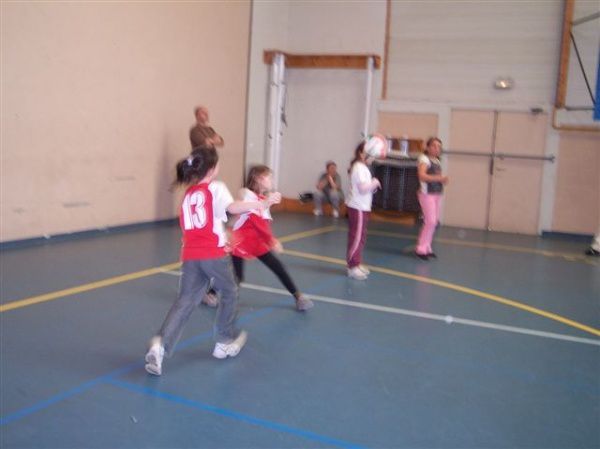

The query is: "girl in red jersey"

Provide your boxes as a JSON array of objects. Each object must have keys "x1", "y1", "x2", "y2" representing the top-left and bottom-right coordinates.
[
  {"x1": 231, "y1": 165, "x2": 314, "y2": 312},
  {"x1": 145, "y1": 146, "x2": 279, "y2": 376}
]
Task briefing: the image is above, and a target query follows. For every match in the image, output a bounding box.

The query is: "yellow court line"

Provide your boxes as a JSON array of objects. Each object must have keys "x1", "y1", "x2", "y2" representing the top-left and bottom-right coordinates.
[
  {"x1": 364, "y1": 228, "x2": 595, "y2": 262},
  {"x1": 278, "y1": 225, "x2": 338, "y2": 243},
  {"x1": 0, "y1": 263, "x2": 182, "y2": 313},
  {"x1": 0, "y1": 226, "x2": 337, "y2": 314},
  {"x1": 282, "y1": 248, "x2": 600, "y2": 338}
]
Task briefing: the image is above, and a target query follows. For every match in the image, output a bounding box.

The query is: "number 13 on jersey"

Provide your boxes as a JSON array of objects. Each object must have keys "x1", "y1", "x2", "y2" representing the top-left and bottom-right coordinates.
[{"x1": 182, "y1": 191, "x2": 207, "y2": 230}]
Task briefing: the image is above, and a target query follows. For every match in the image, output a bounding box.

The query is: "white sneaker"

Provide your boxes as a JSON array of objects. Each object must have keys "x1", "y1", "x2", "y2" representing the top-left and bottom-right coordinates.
[
  {"x1": 358, "y1": 264, "x2": 370, "y2": 275},
  {"x1": 332, "y1": 209, "x2": 339, "y2": 218},
  {"x1": 313, "y1": 209, "x2": 323, "y2": 216},
  {"x1": 212, "y1": 330, "x2": 248, "y2": 359},
  {"x1": 347, "y1": 266, "x2": 368, "y2": 280},
  {"x1": 295, "y1": 294, "x2": 314, "y2": 311},
  {"x1": 144, "y1": 336, "x2": 165, "y2": 376}
]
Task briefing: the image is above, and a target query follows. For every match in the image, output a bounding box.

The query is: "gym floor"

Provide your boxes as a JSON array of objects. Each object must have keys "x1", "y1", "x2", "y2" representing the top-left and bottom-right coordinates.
[{"x1": 1, "y1": 212, "x2": 599, "y2": 448}]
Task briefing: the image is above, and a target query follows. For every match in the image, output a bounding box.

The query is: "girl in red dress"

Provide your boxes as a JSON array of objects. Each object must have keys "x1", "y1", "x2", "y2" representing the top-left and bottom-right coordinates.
[{"x1": 231, "y1": 165, "x2": 314, "y2": 312}]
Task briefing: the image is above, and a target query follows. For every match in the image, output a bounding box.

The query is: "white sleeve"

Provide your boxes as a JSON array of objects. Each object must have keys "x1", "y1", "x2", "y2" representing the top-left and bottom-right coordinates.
[
  {"x1": 210, "y1": 181, "x2": 234, "y2": 222},
  {"x1": 418, "y1": 154, "x2": 430, "y2": 168},
  {"x1": 356, "y1": 163, "x2": 372, "y2": 185},
  {"x1": 242, "y1": 188, "x2": 272, "y2": 220}
]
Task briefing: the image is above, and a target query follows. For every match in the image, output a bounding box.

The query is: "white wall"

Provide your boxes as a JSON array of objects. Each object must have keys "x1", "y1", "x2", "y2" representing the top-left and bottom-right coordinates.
[
  {"x1": 282, "y1": 69, "x2": 366, "y2": 196},
  {"x1": 386, "y1": 1, "x2": 563, "y2": 108},
  {"x1": 381, "y1": 0, "x2": 599, "y2": 235},
  {"x1": 1, "y1": 2, "x2": 251, "y2": 242},
  {"x1": 246, "y1": 1, "x2": 386, "y2": 196}
]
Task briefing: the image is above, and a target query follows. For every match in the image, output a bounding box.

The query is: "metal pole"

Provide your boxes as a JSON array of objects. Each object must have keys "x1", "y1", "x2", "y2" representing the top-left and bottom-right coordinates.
[
  {"x1": 443, "y1": 150, "x2": 555, "y2": 162},
  {"x1": 363, "y1": 56, "x2": 374, "y2": 139},
  {"x1": 273, "y1": 53, "x2": 285, "y2": 188},
  {"x1": 267, "y1": 53, "x2": 285, "y2": 188},
  {"x1": 486, "y1": 111, "x2": 499, "y2": 231},
  {"x1": 267, "y1": 55, "x2": 279, "y2": 171}
]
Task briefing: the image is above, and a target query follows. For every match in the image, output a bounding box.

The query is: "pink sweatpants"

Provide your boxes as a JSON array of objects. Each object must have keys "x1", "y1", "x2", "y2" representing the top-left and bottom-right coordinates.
[
  {"x1": 416, "y1": 192, "x2": 442, "y2": 255},
  {"x1": 347, "y1": 207, "x2": 370, "y2": 268}
]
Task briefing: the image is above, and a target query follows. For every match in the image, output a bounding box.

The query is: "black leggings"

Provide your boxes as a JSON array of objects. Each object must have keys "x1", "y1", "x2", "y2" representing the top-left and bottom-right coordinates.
[{"x1": 232, "y1": 252, "x2": 298, "y2": 296}]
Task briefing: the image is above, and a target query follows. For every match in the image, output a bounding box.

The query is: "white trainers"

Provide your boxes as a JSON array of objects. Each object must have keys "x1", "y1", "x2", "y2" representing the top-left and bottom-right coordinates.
[
  {"x1": 313, "y1": 209, "x2": 323, "y2": 216},
  {"x1": 201, "y1": 292, "x2": 219, "y2": 308},
  {"x1": 295, "y1": 294, "x2": 314, "y2": 311},
  {"x1": 212, "y1": 330, "x2": 248, "y2": 359},
  {"x1": 358, "y1": 264, "x2": 370, "y2": 275},
  {"x1": 144, "y1": 336, "x2": 165, "y2": 376},
  {"x1": 332, "y1": 209, "x2": 339, "y2": 218},
  {"x1": 347, "y1": 266, "x2": 368, "y2": 280}
]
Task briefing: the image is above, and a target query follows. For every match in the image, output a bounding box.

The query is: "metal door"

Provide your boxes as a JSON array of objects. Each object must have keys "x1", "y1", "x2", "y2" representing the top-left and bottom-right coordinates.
[{"x1": 444, "y1": 110, "x2": 551, "y2": 234}]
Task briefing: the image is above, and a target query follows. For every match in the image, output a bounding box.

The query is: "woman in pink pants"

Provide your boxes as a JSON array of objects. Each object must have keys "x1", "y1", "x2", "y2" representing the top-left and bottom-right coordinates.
[{"x1": 415, "y1": 137, "x2": 449, "y2": 260}]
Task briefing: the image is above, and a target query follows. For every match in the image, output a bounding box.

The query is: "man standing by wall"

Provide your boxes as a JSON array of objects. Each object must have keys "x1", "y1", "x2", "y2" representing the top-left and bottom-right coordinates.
[
  {"x1": 188, "y1": 105, "x2": 225, "y2": 308},
  {"x1": 190, "y1": 106, "x2": 224, "y2": 149}
]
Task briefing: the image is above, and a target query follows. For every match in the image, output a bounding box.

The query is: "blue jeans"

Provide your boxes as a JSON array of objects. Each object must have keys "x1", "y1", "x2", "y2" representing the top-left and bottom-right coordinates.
[
  {"x1": 314, "y1": 189, "x2": 342, "y2": 212},
  {"x1": 157, "y1": 257, "x2": 240, "y2": 356}
]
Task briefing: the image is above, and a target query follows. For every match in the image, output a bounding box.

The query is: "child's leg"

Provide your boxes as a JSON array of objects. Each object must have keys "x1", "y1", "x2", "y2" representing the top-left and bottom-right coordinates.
[
  {"x1": 313, "y1": 190, "x2": 325, "y2": 214},
  {"x1": 329, "y1": 190, "x2": 341, "y2": 211},
  {"x1": 257, "y1": 251, "x2": 314, "y2": 311},
  {"x1": 158, "y1": 260, "x2": 210, "y2": 356},
  {"x1": 416, "y1": 192, "x2": 437, "y2": 255},
  {"x1": 203, "y1": 257, "x2": 242, "y2": 343},
  {"x1": 231, "y1": 255, "x2": 244, "y2": 284},
  {"x1": 347, "y1": 207, "x2": 364, "y2": 268},
  {"x1": 358, "y1": 210, "x2": 370, "y2": 255},
  {"x1": 257, "y1": 251, "x2": 298, "y2": 296}
]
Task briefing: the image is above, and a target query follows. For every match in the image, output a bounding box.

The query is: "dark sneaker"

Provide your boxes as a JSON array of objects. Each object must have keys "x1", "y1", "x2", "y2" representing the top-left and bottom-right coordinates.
[{"x1": 414, "y1": 252, "x2": 429, "y2": 261}]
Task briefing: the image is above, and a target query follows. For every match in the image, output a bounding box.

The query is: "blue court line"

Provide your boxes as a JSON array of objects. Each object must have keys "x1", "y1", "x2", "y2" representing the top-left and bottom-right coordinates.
[
  {"x1": 0, "y1": 362, "x2": 139, "y2": 426},
  {"x1": 106, "y1": 378, "x2": 367, "y2": 449},
  {"x1": 0, "y1": 306, "x2": 276, "y2": 427}
]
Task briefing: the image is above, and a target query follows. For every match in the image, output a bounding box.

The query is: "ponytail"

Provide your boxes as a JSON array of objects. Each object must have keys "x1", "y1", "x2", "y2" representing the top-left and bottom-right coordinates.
[
  {"x1": 348, "y1": 141, "x2": 366, "y2": 174},
  {"x1": 172, "y1": 144, "x2": 219, "y2": 189}
]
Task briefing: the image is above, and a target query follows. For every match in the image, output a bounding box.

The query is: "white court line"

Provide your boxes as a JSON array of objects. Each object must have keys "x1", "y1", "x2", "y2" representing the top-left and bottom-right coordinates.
[{"x1": 161, "y1": 271, "x2": 600, "y2": 347}]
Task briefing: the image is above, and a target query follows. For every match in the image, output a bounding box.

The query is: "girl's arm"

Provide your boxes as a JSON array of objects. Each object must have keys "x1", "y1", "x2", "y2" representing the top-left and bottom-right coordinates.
[
  {"x1": 227, "y1": 199, "x2": 264, "y2": 215},
  {"x1": 357, "y1": 178, "x2": 380, "y2": 194},
  {"x1": 226, "y1": 192, "x2": 281, "y2": 215},
  {"x1": 316, "y1": 177, "x2": 327, "y2": 190}
]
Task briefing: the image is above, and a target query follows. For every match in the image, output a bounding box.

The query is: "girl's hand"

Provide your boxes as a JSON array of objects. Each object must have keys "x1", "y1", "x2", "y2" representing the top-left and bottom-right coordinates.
[
  {"x1": 372, "y1": 178, "x2": 381, "y2": 191},
  {"x1": 267, "y1": 192, "x2": 282, "y2": 205},
  {"x1": 441, "y1": 175, "x2": 449, "y2": 185},
  {"x1": 271, "y1": 240, "x2": 283, "y2": 253}
]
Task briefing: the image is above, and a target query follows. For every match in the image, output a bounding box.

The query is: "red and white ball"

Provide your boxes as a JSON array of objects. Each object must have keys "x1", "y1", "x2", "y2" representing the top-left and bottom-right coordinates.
[{"x1": 364, "y1": 134, "x2": 389, "y2": 159}]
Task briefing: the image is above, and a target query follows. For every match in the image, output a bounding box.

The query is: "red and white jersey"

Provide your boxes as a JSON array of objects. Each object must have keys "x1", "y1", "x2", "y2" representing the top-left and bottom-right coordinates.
[
  {"x1": 231, "y1": 188, "x2": 274, "y2": 259},
  {"x1": 179, "y1": 181, "x2": 233, "y2": 260}
]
